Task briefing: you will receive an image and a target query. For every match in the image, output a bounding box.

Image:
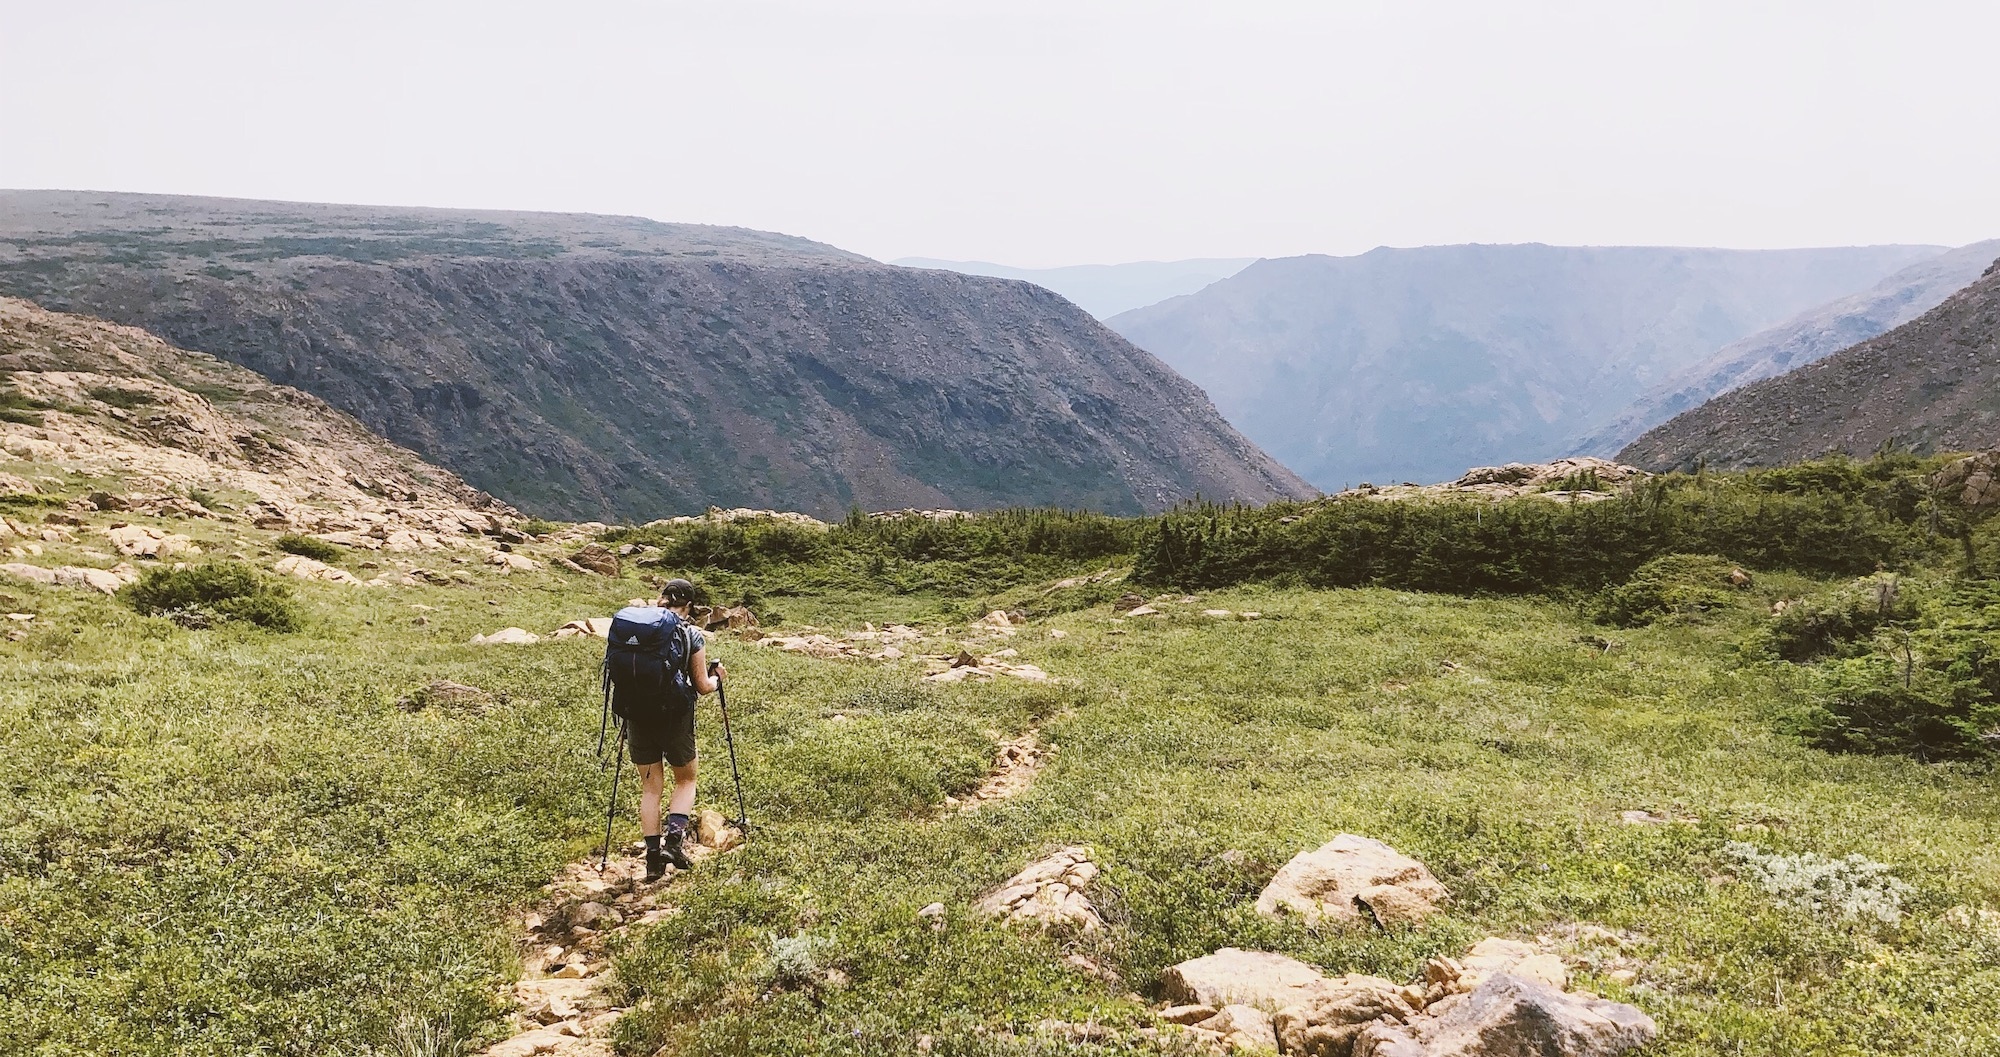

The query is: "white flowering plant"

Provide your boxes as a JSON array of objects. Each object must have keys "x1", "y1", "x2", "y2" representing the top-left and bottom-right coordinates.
[{"x1": 1724, "y1": 841, "x2": 1913, "y2": 925}]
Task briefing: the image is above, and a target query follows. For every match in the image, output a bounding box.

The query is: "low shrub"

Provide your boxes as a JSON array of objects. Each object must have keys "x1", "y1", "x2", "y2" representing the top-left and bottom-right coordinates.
[
  {"x1": 275, "y1": 533, "x2": 343, "y2": 563},
  {"x1": 1798, "y1": 633, "x2": 2000, "y2": 760},
  {"x1": 1768, "y1": 575, "x2": 1919, "y2": 661},
  {"x1": 121, "y1": 561, "x2": 302, "y2": 631},
  {"x1": 1596, "y1": 553, "x2": 1743, "y2": 626}
]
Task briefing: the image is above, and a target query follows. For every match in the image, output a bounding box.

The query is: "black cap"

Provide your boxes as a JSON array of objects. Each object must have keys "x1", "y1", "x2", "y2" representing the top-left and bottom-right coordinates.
[{"x1": 660, "y1": 578, "x2": 696, "y2": 605}]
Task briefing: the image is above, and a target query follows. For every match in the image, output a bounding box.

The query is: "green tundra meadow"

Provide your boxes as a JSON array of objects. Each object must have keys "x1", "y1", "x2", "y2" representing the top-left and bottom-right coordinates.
[{"x1": 4, "y1": 456, "x2": 1999, "y2": 1056}]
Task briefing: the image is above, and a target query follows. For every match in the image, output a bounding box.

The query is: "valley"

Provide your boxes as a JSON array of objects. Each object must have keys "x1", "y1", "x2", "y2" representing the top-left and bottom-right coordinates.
[{"x1": 0, "y1": 192, "x2": 1310, "y2": 522}]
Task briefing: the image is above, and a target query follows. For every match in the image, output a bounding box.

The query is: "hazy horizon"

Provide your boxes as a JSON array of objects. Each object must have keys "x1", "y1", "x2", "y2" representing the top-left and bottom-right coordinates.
[{"x1": 6, "y1": 1, "x2": 1999, "y2": 266}]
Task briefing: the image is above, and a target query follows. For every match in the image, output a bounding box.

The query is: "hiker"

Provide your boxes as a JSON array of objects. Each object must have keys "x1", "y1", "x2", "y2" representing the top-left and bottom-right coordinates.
[{"x1": 606, "y1": 578, "x2": 725, "y2": 881}]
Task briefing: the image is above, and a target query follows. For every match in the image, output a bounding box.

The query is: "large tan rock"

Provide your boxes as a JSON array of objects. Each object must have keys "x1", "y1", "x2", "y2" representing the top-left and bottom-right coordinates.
[
  {"x1": 553, "y1": 617, "x2": 613, "y2": 639},
  {"x1": 488, "y1": 550, "x2": 540, "y2": 573},
  {"x1": 1197, "y1": 1004, "x2": 1278, "y2": 1051},
  {"x1": 1160, "y1": 949, "x2": 1330, "y2": 1012},
  {"x1": 1452, "y1": 938, "x2": 1568, "y2": 993},
  {"x1": 1352, "y1": 973, "x2": 1656, "y2": 1057},
  {"x1": 106, "y1": 524, "x2": 200, "y2": 559},
  {"x1": 1, "y1": 563, "x2": 127, "y2": 594},
  {"x1": 1272, "y1": 974, "x2": 1420, "y2": 1057},
  {"x1": 274, "y1": 554, "x2": 363, "y2": 585},
  {"x1": 569, "y1": 543, "x2": 620, "y2": 576},
  {"x1": 1256, "y1": 835, "x2": 1449, "y2": 927},
  {"x1": 976, "y1": 846, "x2": 1102, "y2": 932}
]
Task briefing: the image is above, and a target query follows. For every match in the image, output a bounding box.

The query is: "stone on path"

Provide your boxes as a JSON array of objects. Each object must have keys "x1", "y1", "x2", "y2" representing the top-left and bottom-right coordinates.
[{"x1": 1255, "y1": 834, "x2": 1450, "y2": 927}]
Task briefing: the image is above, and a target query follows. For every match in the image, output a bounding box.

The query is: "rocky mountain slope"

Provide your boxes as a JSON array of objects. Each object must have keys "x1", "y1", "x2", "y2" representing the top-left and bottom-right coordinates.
[
  {"x1": 891, "y1": 257, "x2": 1257, "y2": 318},
  {"x1": 1577, "y1": 240, "x2": 2000, "y2": 456},
  {"x1": 1108, "y1": 243, "x2": 1945, "y2": 490},
  {"x1": 0, "y1": 191, "x2": 1311, "y2": 519},
  {"x1": 0, "y1": 295, "x2": 510, "y2": 536},
  {"x1": 1620, "y1": 259, "x2": 2000, "y2": 470}
]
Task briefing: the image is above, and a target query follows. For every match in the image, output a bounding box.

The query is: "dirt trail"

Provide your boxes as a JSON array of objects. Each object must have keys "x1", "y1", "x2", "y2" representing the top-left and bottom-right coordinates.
[
  {"x1": 478, "y1": 813, "x2": 743, "y2": 1057},
  {"x1": 945, "y1": 731, "x2": 1054, "y2": 811}
]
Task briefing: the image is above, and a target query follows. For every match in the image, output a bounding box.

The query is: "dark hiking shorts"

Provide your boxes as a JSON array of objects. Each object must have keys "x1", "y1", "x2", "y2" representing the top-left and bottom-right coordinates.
[{"x1": 619, "y1": 689, "x2": 697, "y2": 768}]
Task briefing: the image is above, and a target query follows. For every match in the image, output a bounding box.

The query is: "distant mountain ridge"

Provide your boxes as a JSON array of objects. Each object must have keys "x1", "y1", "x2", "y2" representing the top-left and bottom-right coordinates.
[
  {"x1": 892, "y1": 257, "x2": 1256, "y2": 318},
  {"x1": 1576, "y1": 239, "x2": 2000, "y2": 456},
  {"x1": 0, "y1": 191, "x2": 1312, "y2": 520},
  {"x1": 1108, "y1": 242, "x2": 1946, "y2": 489},
  {"x1": 1621, "y1": 258, "x2": 2000, "y2": 470}
]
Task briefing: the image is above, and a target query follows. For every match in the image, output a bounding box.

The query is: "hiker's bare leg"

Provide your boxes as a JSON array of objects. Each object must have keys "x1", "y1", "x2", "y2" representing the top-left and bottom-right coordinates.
[
  {"x1": 669, "y1": 759, "x2": 698, "y2": 817},
  {"x1": 638, "y1": 762, "x2": 665, "y2": 836}
]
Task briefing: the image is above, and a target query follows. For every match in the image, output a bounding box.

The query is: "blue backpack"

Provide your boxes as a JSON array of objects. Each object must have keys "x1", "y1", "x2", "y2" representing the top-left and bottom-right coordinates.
[{"x1": 603, "y1": 605, "x2": 697, "y2": 718}]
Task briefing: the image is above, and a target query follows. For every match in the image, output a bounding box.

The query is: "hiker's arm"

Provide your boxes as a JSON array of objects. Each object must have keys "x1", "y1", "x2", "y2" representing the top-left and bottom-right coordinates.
[{"x1": 690, "y1": 645, "x2": 724, "y2": 694}]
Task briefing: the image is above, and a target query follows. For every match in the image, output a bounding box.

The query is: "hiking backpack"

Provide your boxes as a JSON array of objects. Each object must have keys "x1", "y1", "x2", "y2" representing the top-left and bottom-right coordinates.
[{"x1": 602, "y1": 605, "x2": 697, "y2": 718}]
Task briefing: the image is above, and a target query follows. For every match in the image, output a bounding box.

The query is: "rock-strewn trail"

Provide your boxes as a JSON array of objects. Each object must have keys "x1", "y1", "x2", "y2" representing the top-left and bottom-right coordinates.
[{"x1": 478, "y1": 811, "x2": 744, "y2": 1057}]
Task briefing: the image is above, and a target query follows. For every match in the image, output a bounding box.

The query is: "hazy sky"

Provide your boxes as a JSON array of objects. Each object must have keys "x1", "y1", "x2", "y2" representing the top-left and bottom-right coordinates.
[{"x1": 5, "y1": 1, "x2": 1997, "y2": 266}]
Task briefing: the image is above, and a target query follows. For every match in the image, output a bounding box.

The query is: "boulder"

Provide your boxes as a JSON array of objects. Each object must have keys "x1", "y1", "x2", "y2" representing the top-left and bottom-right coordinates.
[
  {"x1": 703, "y1": 605, "x2": 759, "y2": 632},
  {"x1": 1160, "y1": 948, "x2": 1331, "y2": 1012},
  {"x1": 1440, "y1": 938, "x2": 1567, "y2": 994},
  {"x1": 976, "y1": 846, "x2": 1102, "y2": 932},
  {"x1": 106, "y1": 524, "x2": 200, "y2": 559},
  {"x1": 553, "y1": 617, "x2": 613, "y2": 639},
  {"x1": 0, "y1": 472, "x2": 34, "y2": 496},
  {"x1": 488, "y1": 550, "x2": 540, "y2": 573},
  {"x1": 694, "y1": 808, "x2": 743, "y2": 850},
  {"x1": 1, "y1": 563, "x2": 126, "y2": 595},
  {"x1": 1351, "y1": 973, "x2": 1656, "y2": 1057},
  {"x1": 1934, "y1": 451, "x2": 2000, "y2": 508},
  {"x1": 274, "y1": 554, "x2": 363, "y2": 585},
  {"x1": 569, "y1": 543, "x2": 620, "y2": 577},
  {"x1": 1255, "y1": 834, "x2": 1449, "y2": 927},
  {"x1": 1197, "y1": 1004, "x2": 1278, "y2": 1051},
  {"x1": 1271, "y1": 974, "x2": 1420, "y2": 1056}
]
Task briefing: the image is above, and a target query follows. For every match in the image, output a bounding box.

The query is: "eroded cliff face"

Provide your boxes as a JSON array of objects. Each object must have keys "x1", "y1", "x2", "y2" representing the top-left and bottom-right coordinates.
[{"x1": 0, "y1": 192, "x2": 1312, "y2": 519}]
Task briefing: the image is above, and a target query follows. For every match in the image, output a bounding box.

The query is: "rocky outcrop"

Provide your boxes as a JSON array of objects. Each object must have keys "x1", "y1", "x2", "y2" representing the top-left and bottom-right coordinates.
[
  {"x1": 0, "y1": 191, "x2": 1314, "y2": 520},
  {"x1": 0, "y1": 297, "x2": 513, "y2": 549},
  {"x1": 1159, "y1": 936, "x2": 1655, "y2": 1057},
  {"x1": 1352, "y1": 974, "x2": 1656, "y2": 1057},
  {"x1": 1933, "y1": 451, "x2": 2000, "y2": 509},
  {"x1": 1622, "y1": 257, "x2": 2000, "y2": 470},
  {"x1": 975, "y1": 846, "x2": 1102, "y2": 932},
  {"x1": 1255, "y1": 835, "x2": 1450, "y2": 928},
  {"x1": 1329, "y1": 458, "x2": 1647, "y2": 505},
  {"x1": 1161, "y1": 949, "x2": 1337, "y2": 1011}
]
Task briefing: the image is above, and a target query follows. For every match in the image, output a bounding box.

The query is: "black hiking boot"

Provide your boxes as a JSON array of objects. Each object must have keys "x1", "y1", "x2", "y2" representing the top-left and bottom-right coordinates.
[
  {"x1": 643, "y1": 843, "x2": 668, "y2": 883},
  {"x1": 662, "y1": 831, "x2": 693, "y2": 872}
]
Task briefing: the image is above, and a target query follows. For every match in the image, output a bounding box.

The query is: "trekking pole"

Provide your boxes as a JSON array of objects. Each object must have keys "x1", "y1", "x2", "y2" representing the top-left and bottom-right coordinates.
[
  {"x1": 595, "y1": 659, "x2": 613, "y2": 764},
  {"x1": 598, "y1": 717, "x2": 628, "y2": 871},
  {"x1": 711, "y1": 663, "x2": 751, "y2": 833}
]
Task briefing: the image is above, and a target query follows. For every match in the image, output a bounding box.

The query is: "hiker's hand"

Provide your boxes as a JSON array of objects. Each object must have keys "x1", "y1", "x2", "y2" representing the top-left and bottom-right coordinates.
[{"x1": 709, "y1": 661, "x2": 726, "y2": 682}]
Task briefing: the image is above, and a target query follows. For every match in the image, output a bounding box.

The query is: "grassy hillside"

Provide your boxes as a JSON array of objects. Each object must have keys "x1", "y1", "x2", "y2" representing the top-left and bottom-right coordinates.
[{"x1": 5, "y1": 458, "x2": 1999, "y2": 1055}]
